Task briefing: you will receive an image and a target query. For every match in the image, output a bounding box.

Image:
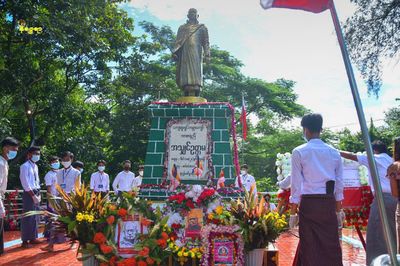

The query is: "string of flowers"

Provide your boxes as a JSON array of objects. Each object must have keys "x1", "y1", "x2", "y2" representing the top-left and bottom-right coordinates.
[
  {"x1": 344, "y1": 186, "x2": 373, "y2": 227},
  {"x1": 4, "y1": 189, "x2": 19, "y2": 230}
]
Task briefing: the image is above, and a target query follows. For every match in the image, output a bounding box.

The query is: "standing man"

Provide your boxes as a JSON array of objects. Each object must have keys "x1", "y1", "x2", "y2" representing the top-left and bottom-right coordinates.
[
  {"x1": 57, "y1": 151, "x2": 81, "y2": 194},
  {"x1": 0, "y1": 137, "x2": 19, "y2": 255},
  {"x1": 173, "y1": 8, "x2": 210, "y2": 97},
  {"x1": 133, "y1": 165, "x2": 144, "y2": 188},
  {"x1": 20, "y1": 146, "x2": 42, "y2": 248},
  {"x1": 235, "y1": 164, "x2": 257, "y2": 196},
  {"x1": 290, "y1": 114, "x2": 344, "y2": 265},
  {"x1": 90, "y1": 160, "x2": 109, "y2": 196},
  {"x1": 113, "y1": 160, "x2": 135, "y2": 196},
  {"x1": 340, "y1": 140, "x2": 396, "y2": 264}
]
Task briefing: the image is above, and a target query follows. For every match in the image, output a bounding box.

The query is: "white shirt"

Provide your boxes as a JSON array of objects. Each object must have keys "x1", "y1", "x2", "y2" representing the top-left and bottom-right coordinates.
[
  {"x1": 20, "y1": 160, "x2": 40, "y2": 192},
  {"x1": 44, "y1": 170, "x2": 58, "y2": 196},
  {"x1": 112, "y1": 171, "x2": 135, "y2": 192},
  {"x1": 56, "y1": 167, "x2": 81, "y2": 194},
  {"x1": 90, "y1": 171, "x2": 110, "y2": 192},
  {"x1": 133, "y1": 175, "x2": 142, "y2": 188},
  {"x1": 357, "y1": 153, "x2": 393, "y2": 193},
  {"x1": 278, "y1": 175, "x2": 291, "y2": 190},
  {"x1": 235, "y1": 173, "x2": 257, "y2": 195},
  {"x1": 0, "y1": 156, "x2": 9, "y2": 217},
  {"x1": 290, "y1": 139, "x2": 344, "y2": 204}
]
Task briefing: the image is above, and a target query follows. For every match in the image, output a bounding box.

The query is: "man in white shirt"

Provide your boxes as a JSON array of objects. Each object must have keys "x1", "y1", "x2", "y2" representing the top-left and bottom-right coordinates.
[
  {"x1": 290, "y1": 114, "x2": 343, "y2": 266},
  {"x1": 134, "y1": 165, "x2": 144, "y2": 188},
  {"x1": 20, "y1": 146, "x2": 42, "y2": 248},
  {"x1": 113, "y1": 160, "x2": 135, "y2": 197},
  {"x1": 56, "y1": 151, "x2": 81, "y2": 194},
  {"x1": 341, "y1": 140, "x2": 397, "y2": 265},
  {"x1": 235, "y1": 164, "x2": 257, "y2": 196},
  {"x1": 0, "y1": 137, "x2": 19, "y2": 255},
  {"x1": 90, "y1": 160, "x2": 109, "y2": 196}
]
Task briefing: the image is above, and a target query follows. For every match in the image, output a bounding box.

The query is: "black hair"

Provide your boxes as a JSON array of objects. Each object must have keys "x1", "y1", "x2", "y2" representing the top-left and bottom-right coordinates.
[
  {"x1": 61, "y1": 151, "x2": 74, "y2": 160},
  {"x1": 27, "y1": 146, "x2": 41, "y2": 153},
  {"x1": 393, "y1": 137, "x2": 400, "y2": 162},
  {"x1": 241, "y1": 164, "x2": 248, "y2": 170},
  {"x1": 1, "y1": 137, "x2": 19, "y2": 148},
  {"x1": 301, "y1": 113, "x2": 323, "y2": 133},
  {"x1": 72, "y1": 160, "x2": 84, "y2": 168},
  {"x1": 97, "y1": 160, "x2": 106, "y2": 166},
  {"x1": 123, "y1": 160, "x2": 131, "y2": 164},
  {"x1": 48, "y1": 156, "x2": 59, "y2": 163},
  {"x1": 371, "y1": 140, "x2": 388, "y2": 154}
]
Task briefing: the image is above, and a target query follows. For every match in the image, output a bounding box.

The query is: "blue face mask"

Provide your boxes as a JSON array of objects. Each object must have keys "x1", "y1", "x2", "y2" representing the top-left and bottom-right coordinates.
[
  {"x1": 7, "y1": 150, "x2": 17, "y2": 160},
  {"x1": 98, "y1": 166, "x2": 105, "y2": 172},
  {"x1": 79, "y1": 168, "x2": 84, "y2": 174},
  {"x1": 31, "y1": 154, "x2": 40, "y2": 163},
  {"x1": 51, "y1": 162, "x2": 60, "y2": 169}
]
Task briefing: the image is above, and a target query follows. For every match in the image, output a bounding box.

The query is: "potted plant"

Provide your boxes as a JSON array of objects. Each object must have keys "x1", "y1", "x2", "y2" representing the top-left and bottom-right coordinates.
[{"x1": 230, "y1": 185, "x2": 288, "y2": 266}]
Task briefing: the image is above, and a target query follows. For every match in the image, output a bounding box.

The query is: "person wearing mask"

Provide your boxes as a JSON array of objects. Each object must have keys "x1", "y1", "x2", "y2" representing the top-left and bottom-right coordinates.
[
  {"x1": 72, "y1": 161, "x2": 84, "y2": 175},
  {"x1": 90, "y1": 160, "x2": 109, "y2": 196},
  {"x1": 132, "y1": 165, "x2": 144, "y2": 188},
  {"x1": 20, "y1": 146, "x2": 42, "y2": 248},
  {"x1": 387, "y1": 137, "x2": 400, "y2": 254},
  {"x1": 41, "y1": 156, "x2": 64, "y2": 252},
  {"x1": 235, "y1": 164, "x2": 257, "y2": 196},
  {"x1": 341, "y1": 140, "x2": 396, "y2": 265},
  {"x1": 0, "y1": 137, "x2": 19, "y2": 255},
  {"x1": 56, "y1": 151, "x2": 81, "y2": 194},
  {"x1": 113, "y1": 160, "x2": 135, "y2": 197},
  {"x1": 290, "y1": 113, "x2": 343, "y2": 265}
]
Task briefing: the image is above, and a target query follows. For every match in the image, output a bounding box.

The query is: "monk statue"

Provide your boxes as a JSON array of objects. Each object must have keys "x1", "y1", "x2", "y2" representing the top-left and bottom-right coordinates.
[{"x1": 173, "y1": 8, "x2": 210, "y2": 98}]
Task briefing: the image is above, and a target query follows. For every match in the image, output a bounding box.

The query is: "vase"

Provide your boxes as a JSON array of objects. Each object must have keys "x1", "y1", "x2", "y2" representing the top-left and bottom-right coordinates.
[
  {"x1": 246, "y1": 248, "x2": 265, "y2": 266},
  {"x1": 82, "y1": 255, "x2": 98, "y2": 266}
]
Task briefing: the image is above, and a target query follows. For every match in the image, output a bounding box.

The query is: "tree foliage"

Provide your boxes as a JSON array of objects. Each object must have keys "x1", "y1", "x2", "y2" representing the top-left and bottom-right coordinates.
[{"x1": 345, "y1": 0, "x2": 400, "y2": 96}]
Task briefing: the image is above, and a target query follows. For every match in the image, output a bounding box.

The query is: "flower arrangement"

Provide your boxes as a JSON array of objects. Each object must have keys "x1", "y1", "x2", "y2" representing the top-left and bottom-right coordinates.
[
  {"x1": 206, "y1": 205, "x2": 232, "y2": 225},
  {"x1": 167, "y1": 185, "x2": 218, "y2": 211},
  {"x1": 4, "y1": 189, "x2": 19, "y2": 230},
  {"x1": 344, "y1": 186, "x2": 373, "y2": 227},
  {"x1": 276, "y1": 152, "x2": 291, "y2": 182},
  {"x1": 230, "y1": 185, "x2": 288, "y2": 251}
]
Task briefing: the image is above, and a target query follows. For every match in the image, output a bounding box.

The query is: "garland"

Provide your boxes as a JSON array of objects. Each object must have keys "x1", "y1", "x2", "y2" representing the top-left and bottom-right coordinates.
[
  {"x1": 4, "y1": 189, "x2": 19, "y2": 230},
  {"x1": 344, "y1": 186, "x2": 373, "y2": 227},
  {"x1": 200, "y1": 224, "x2": 244, "y2": 266}
]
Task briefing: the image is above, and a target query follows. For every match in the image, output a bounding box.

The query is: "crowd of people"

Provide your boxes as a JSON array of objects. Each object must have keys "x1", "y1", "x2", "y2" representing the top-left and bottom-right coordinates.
[{"x1": 0, "y1": 140, "x2": 144, "y2": 253}]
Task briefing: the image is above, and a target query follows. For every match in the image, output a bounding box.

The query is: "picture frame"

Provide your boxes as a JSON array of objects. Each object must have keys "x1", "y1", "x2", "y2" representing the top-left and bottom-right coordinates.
[
  {"x1": 185, "y1": 208, "x2": 203, "y2": 239},
  {"x1": 115, "y1": 214, "x2": 149, "y2": 257}
]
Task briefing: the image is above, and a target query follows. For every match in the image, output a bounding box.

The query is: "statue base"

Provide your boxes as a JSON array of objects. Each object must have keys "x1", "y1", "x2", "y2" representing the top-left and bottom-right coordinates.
[{"x1": 176, "y1": 96, "x2": 207, "y2": 103}]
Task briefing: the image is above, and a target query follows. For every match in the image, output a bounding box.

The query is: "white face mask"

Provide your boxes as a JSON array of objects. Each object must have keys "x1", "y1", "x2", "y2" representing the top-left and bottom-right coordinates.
[
  {"x1": 31, "y1": 155, "x2": 40, "y2": 163},
  {"x1": 240, "y1": 170, "x2": 247, "y2": 175},
  {"x1": 139, "y1": 170, "x2": 144, "y2": 176},
  {"x1": 62, "y1": 161, "x2": 71, "y2": 168},
  {"x1": 98, "y1": 166, "x2": 105, "y2": 172}
]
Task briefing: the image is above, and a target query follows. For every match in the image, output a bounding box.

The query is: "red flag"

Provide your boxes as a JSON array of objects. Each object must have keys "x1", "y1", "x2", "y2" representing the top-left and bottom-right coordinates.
[
  {"x1": 241, "y1": 95, "x2": 247, "y2": 140},
  {"x1": 260, "y1": 0, "x2": 331, "y2": 13}
]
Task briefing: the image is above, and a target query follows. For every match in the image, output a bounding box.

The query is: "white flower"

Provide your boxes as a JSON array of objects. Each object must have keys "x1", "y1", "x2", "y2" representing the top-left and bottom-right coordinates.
[
  {"x1": 276, "y1": 168, "x2": 281, "y2": 175},
  {"x1": 275, "y1": 160, "x2": 282, "y2": 166},
  {"x1": 175, "y1": 239, "x2": 184, "y2": 247},
  {"x1": 284, "y1": 152, "x2": 291, "y2": 157},
  {"x1": 185, "y1": 191, "x2": 195, "y2": 199},
  {"x1": 277, "y1": 153, "x2": 283, "y2": 159},
  {"x1": 192, "y1": 185, "x2": 203, "y2": 194},
  {"x1": 167, "y1": 213, "x2": 183, "y2": 227}
]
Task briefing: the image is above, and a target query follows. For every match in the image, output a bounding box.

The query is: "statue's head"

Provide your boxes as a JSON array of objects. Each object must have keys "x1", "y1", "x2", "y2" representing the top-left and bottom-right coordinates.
[{"x1": 187, "y1": 8, "x2": 199, "y2": 22}]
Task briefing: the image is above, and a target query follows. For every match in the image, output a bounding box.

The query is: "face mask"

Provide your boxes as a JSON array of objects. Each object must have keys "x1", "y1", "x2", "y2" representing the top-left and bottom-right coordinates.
[
  {"x1": 240, "y1": 170, "x2": 247, "y2": 175},
  {"x1": 7, "y1": 150, "x2": 17, "y2": 160},
  {"x1": 139, "y1": 170, "x2": 144, "y2": 176},
  {"x1": 31, "y1": 155, "x2": 40, "y2": 163},
  {"x1": 51, "y1": 162, "x2": 60, "y2": 169},
  {"x1": 62, "y1": 161, "x2": 71, "y2": 168},
  {"x1": 98, "y1": 166, "x2": 105, "y2": 172},
  {"x1": 79, "y1": 168, "x2": 84, "y2": 174}
]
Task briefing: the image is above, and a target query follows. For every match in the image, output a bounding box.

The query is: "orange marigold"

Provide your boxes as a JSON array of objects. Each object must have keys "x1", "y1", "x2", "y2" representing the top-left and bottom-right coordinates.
[
  {"x1": 107, "y1": 215, "x2": 115, "y2": 225},
  {"x1": 93, "y1": 232, "x2": 107, "y2": 244},
  {"x1": 138, "y1": 261, "x2": 147, "y2": 266},
  {"x1": 160, "y1": 232, "x2": 169, "y2": 240},
  {"x1": 156, "y1": 238, "x2": 167, "y2": 248},
  {"x1": 117, "y1": 208, "x2": 128, "y2": 217},
  {"x1": 100, "y1": 244, "x2": 113, "y2": 254},
  {"x1": 141, "y1": 218, "x2": 152, "y2": 227}
]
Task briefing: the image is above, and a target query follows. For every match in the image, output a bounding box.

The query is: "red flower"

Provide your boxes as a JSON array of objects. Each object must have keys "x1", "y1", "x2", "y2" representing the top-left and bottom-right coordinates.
[
  {"x1": 138, "y1": 261, "x2": 147, "y2": 266},
  {"x1": 118, "y1": 208, "x2": 128, "y2": 217},
  {"x1": 185, "y1": 199, "x2": 195, "y2": 209},
  {"x1": 138, "y1": 246, "x2": 150, "y2": 257},
  {"x1": 156, "y1": 238, "x2": 167, "y2": 248},
  {"x1": 107, "y1": 215, "x2": 115, "y2": 225},
  {"x1": 93, "y1": 232, "x2": 107, "y2": 244},
  {"x1": 120, "y1": 257, "x2": 137, "y2": 266},
  {"x1": 100, "y1": 244, "x2": 113, "y2": 254},
  {"x1": 146, "y1": 257, "x2": 155, "y2": 265},
  {"x1": 161, "y1": 232, "x2": 169, "y2": 240},
  {"x1": 141, "y1": 218, "x2": 153, "y2": 227},
  {"x1": 110, "y1": 256, "x2": 118, "y2": 266},
  {"x1": 171, "y1": 223, "x2": 181, "y2": 230}
]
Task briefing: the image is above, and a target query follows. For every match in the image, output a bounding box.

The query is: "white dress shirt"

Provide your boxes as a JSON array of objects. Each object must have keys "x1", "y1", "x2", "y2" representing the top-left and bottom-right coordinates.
[
  {"x1": 357, "y1": 153, "x2": 393, "y2": 194},
  {"x1": 112, "y1": 171, "x2": 135, "y2": 192},
  {"x1": 290, "y1": 139, "x2": 344, "y2": 204},
  {"x1": 0, "y1": 155, "x2": 9, "y2": 217},
  {"x1": 90, "y1": 171, "x2": 110, "y2": 192},
  {"x1": 235, "y1": 174, "x2": 257, "y2": 195},
  {"x1": 56, "y1": 167, "x2": 81, "y2": 194},
  {"x1": 20, "y1": 160, "x2": 40, "y2": 192},
  {"x1": 44, "y1": 170, "x2": 58, "y2": 196}
]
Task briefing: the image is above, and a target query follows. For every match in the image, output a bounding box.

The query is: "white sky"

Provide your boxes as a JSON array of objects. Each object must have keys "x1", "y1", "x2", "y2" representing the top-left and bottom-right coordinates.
[{"x1": 124, "y1": 0, "x2": 399, "y2": 132}]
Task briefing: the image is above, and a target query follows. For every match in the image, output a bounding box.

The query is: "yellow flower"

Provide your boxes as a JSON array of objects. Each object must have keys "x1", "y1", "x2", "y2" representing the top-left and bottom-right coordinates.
[
  {"x1": 83, "y1": 214, "x2": 90, "y2": 221},
  {"x1": 183, "y1": 252, "x2": 189, "y2": 257},
  {"x1": 177, "y1": 251, "x2": 183, "y2": 257},
  {"x1": 76, "y1": 212, "x2": 84, "y2": 222},
  {"x1": 169, "y1": 243, "x2": 174, "y2": 249},
  {"x1": 208, "y1": 213, "x2": 214, "y2": 220},
  {"x1": 87, "y1": 215, "x2": 94, "y2": 223},
  {"x1": 215, "y1": 205, "x2": 224, "y2": 215}
]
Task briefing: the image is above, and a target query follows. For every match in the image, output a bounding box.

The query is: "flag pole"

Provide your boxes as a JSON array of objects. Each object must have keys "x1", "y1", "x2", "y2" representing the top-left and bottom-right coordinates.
[{"x1": 329, "y1": 1, "x2": 398, "y2": 265}]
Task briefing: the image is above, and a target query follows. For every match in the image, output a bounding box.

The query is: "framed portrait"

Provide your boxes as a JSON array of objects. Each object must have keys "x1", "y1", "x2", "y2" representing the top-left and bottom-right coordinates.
[
  {"x1": 185, "y1": 208, "x2": 203, "y2": 239},
  {"x1": 115, "y1": 214, "x2": 149, "y2": 257},
  {"x1": 201, "y1": 225, "x2": 244, "y2": 266}
]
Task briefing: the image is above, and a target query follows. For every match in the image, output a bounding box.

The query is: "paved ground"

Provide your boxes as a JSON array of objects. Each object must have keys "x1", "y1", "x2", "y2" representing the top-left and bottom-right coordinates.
[{"x1": 1, "y1": 228, "x2": 366, "y2": 265}]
